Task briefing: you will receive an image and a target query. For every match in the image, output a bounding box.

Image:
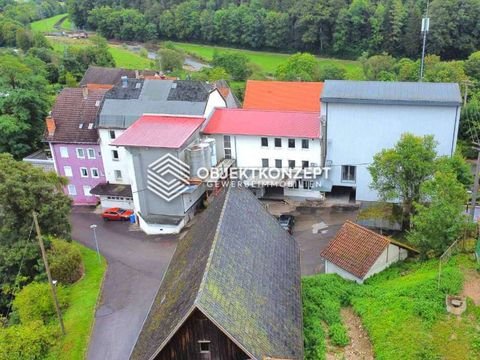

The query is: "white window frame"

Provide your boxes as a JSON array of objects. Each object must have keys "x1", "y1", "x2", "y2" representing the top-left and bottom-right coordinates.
[
  {"x1": 288, "y1": 138, "x2": 296, "y2": 149},
  {"x1": 114, "y1": 170, "x2": 122, "y2": 181},
  {"x1": 83, "y1": 185, "x2": 92, "y2": 196},
  {"x1": 60, "y1": 147, "x2": 69, "y2": 158},
  {"x1": 302, "y1": 139, "x2": 310, "y2": 149},
  {"x1": 341, "y1": 165, "x2": 356, "y2": 183},
  {"x1": 274, "y1": 138, "x2": 282, "y2": 148},
  {"x1": 261, "y1": 137, "x2": 268, "y2": 148},
  {"x1": 91, "y1": 168, "x2": 99, "y2": 178},
  {"x1": 109, "y1": 130, "x2": 116, "y2": 139},
  {"x1": 87, "y1": 148, "x2": 96, "y2": 159},
  {"x1": 67, "y1": 184, "x2": 77, "y2": 195},
  {"x1": 80, "y1": 167, "x2": 89, "y2": 178},
  {"x1": 76, "y1": 148, "x2": 85, "y2": 159},
  {"x1": 63, "y1": 166, "x2": 73, "y2": 177},
  {"x1": 112, "y1": 149, "x2": 119, "y2": 161}
]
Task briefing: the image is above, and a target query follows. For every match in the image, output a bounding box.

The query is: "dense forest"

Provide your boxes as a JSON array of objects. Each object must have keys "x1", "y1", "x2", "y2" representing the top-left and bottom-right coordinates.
[{"x1": 68, "y1": 0, "x2": 480, "y2": 60}]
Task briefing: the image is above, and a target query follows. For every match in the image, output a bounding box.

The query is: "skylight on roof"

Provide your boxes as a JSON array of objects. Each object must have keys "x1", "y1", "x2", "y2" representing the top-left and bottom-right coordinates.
[
  {"x1": 135, "y1": 83, "x2": 141, "y2": 89},
  {"x1": 88, "y1": 123, "x2": 94, "y2": 129},
  {"x1": 79, "y1": 123, "x2": 84, "y2": 129},
  {"x1": 95, "y1": 100, "x2": 101, "y2": 107}
]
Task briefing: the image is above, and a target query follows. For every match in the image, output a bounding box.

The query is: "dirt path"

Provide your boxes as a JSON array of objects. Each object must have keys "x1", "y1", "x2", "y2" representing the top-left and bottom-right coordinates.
[
  {"x1": 461, "y1": 269, "x2": 480, "y2": 306},
  {"x1": 327, "y1": 308, "x2": 374, "y2": 360}
]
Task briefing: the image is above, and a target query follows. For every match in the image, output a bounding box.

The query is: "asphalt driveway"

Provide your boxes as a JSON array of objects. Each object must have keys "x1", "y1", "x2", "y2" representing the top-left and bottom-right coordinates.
[{"x1": 71, "y1": 208, "x2": 177, "y2": 360}]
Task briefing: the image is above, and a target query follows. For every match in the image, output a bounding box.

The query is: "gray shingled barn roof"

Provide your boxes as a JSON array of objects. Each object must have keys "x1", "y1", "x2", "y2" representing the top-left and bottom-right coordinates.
[
  {"x1": 98, "y1": 80, "x2": 217, "y2": 129},
  {"x1": 321, "y1": 80, "x2": 462, "y2": 106},
  {"x1": 130, "y1": 186, "x2": 304, "y2": 360}
]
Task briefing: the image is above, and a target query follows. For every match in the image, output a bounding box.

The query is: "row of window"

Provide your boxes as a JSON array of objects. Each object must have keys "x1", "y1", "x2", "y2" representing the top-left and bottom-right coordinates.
[
  {"x1": 261, "y1": 137, "x2": 310, "y2": 149},
  {"x1": 67, "y1": 184, "x2": 92, "y2": 197},
  {"x1": 262, "y1": 159, "x2": 311, "y2": 169},
  {"x1": 60, "y1": 147, "x2": 99, "y2": 160},
  {"x1": 64, "y1": 166, "x2": 101, "y2": 178}
]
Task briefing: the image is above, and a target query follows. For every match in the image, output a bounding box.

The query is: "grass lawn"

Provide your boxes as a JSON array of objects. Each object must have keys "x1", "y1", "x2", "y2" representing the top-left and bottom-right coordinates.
[
  {"x1": 172, "y1": 42, "x2": 364, "y2": 79},
  {"x1": 31, "y1": 13, "x2": 68, "y2": 33},
  {"x1": 46, "y1": 242, "x2": 106, "y2": 360},
  {"x1": 61, "y1": 17, "x2": 73, "y2": 31},
  {"x1": 303, "y1": 255, "x2": 480, "y2": 360}
]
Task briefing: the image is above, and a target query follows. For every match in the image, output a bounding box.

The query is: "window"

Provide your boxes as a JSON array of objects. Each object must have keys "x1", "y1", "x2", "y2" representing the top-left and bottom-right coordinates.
[
  {"x1": 288, "y1": 160, "x2": 295, "y2": 168},
  {"x1": 261, "y1": 137, "x2": 268, "y2": 147},
  {"x1": 303, "y1": 180, "x2": 313, "y2": 190},
  {"x1": 109, "y1": 130, "x2": 116, "y2": 139},
  {"x1": 302, "y1": 160, "x2": 309, "y2": 169},
  {"x1": 60, "y1": 147, "x2": 69, "y2": 158},
  {"x1": 112, "y1": 150, "x2": 119, "y2": 161},
  {"x1": 83, "y1": 185, "x2": 92, "y2": 196},
  {"x1": 288, "y1": 139, "x2": 296, "y2": 148},
  {"x1": 114, "y1": 170, "x2": 122, "y2": 181},
  {"x1": 91, "y1": 168, "x2": 99, "y2": 178},
  {"x1": 88, "y1": 123, "x2": 94, "y2": 129},
  {"x1": 224, "y1": 135, "x2": 232, "y2": 159},
  {"x1": 199, "y1": 341, "x2": 210, "y2": 353},
  {"x1": 80, "y1": 167, "x2": 88, "y2": 178},
  {"x1": 274, "y1": 138, "x2": 282, "y2": 147},
  {"x1": 302, "y1": 139, "x2": 309, "y2": 149},
  {"x1": 342, "y1": 165, "x2": 356, "y2": 182},
  {"x1": 76, "y1": 148, "x2": 85, "y2": 159},
  {"x1": 87, "y1": 148, "x2": 96, "y2": 159},
  {"x1": 63, "y1": 166, "x2": 72, "y2": 177},
  {"x1": 275, "y1": 159, "x2": 282, "y2": 168},
  {"x1": 262, "y1": 158, "x2": 269, "y2": 168},
  {"x1": 67, "y1": 184, "x2": 76, "y2": 195},
  {"x1": 293, "y1": 179, "x2": 300, "y2": 189}
]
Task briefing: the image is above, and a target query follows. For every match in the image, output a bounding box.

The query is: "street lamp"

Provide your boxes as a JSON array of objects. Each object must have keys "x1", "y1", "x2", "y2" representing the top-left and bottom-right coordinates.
[{"x1": 90, "y1": 224, "x2": 100, "y2": 261}]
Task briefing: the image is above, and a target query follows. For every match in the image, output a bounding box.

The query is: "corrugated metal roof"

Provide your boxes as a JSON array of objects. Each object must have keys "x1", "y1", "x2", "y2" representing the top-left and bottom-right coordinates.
[
  {"x1": 321, "y1": 80, "x2": 462, "y2": 106},
  {"x1": 203, "y1": 108, "x2": 321, "y2": 138},
  {"x1": 244, "y1": 80, "x2": 323, "y2": 111},
  {"x1": 111, "y1": 114, "x2": 205, "y2": 148}
]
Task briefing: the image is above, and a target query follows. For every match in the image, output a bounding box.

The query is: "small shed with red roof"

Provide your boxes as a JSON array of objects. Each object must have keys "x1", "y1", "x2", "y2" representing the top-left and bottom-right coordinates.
[{"x1": 321, "y1": 221, "x2": 418, "y2": 283}]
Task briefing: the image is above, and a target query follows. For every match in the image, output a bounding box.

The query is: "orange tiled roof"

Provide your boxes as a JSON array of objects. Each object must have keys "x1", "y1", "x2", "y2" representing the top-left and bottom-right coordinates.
[
  {"x1": 321, "y1": 221, "x2": 390, "y2": 279},
  {"x1": 243, "y1": 80, "x2": 323, "y2": 112}
]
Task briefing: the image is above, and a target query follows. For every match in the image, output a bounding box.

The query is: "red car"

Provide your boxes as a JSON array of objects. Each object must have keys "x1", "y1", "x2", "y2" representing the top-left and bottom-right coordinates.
[{"x1": 102, "y1": 208, "x2": 134, "y2": 221}]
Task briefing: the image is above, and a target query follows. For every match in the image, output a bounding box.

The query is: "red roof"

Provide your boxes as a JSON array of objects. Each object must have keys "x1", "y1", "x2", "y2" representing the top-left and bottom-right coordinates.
[
  {"x1": 203, "y1": 108, "x2": 320, "y2": 138},
  {"x1": 112, "y1": 115, "x2": 205, "y2": 148},
  {"x1": 320, "y1": 221, "x2": 391, "y2": 279},
  {"x1": 243, "y1": 80, "x2": 324, "y2": 112}
]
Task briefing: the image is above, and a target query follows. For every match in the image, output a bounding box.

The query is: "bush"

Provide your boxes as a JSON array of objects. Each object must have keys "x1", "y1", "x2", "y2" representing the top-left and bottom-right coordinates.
[
  {"x1": 47, "y1": 238, "x2": 83, "y2": 284},
  {"x1": 319, "y1": 64, "x2": 346, "y2": 81},
  {"x1": 212, "y1": 52, "x2": 252, "y2": 81},
  {"x1": 13, "y1": 282, "x2": 68, "y2": 325},
  {"x1": 158, "y1": 48, "x2": 184, "y2": 72},
  {"x1": 0, "y1": 321, "x2": 56, "y2": 360},
  {"x1": 329, "y1": 322, "x2": 350, "y2": 346}
]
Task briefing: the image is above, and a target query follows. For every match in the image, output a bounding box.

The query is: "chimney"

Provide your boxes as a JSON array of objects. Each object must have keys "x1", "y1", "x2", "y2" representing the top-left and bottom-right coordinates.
[
  {"x1": 46, "y1": 116, "x2": 56, "y2": 137},
  {"x1": 121, "y1": 76, "x2": 128, "y2": 88},
  {"x1": 82, "y1": 86, "x2": 88, "y2": 99}
]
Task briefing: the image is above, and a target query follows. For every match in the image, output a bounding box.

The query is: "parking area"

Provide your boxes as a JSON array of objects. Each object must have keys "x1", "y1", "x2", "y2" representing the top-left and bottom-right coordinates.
[{"x1": 265, "y1": 201, "x2": 359, "y2": 275}]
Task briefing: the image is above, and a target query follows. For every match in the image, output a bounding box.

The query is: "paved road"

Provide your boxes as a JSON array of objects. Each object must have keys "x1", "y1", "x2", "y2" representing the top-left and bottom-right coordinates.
[{"x1": 71, "y1": 208, "x2": 177, "y2": 360}]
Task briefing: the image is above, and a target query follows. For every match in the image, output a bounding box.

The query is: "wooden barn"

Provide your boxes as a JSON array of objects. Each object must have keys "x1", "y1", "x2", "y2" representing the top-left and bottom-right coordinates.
[{"x1": 129, "y1": 186, "x2": 304, "y2": 360}]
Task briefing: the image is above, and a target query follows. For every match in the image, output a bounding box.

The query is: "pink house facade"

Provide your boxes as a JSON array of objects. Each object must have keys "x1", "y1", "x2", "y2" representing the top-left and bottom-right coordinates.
[{"x1": 45, "y1": 87, "x2": 109, "y2": 205}]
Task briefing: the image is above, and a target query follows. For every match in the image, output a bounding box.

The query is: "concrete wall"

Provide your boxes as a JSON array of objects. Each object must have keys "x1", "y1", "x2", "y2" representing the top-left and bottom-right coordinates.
[
  {"x1": 325, "y1": 261, "x2": 363, "y2": 283},
  {"x1": 322, "y1": 102, "x2": 460, "y2": 201}
]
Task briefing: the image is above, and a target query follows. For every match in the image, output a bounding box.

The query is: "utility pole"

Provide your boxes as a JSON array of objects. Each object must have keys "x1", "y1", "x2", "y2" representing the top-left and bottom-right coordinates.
[
  {"x1": 420, "y1": 1, "x2": 430, "y2": 81},
  {"x1": 32, "y1": 211, "x2": 66, "y2": 335}
]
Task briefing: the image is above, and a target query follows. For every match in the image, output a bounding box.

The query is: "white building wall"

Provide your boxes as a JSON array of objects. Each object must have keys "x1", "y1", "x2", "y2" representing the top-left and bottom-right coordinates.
[
  {"x1": 99, "y1": 128, "x2": 132, "y2": 185},
  {"x1": 203, "y1": 90, "x2": 227, "y2": 118},
  {"x1": 323, "y1": 102, "x2": 460, "y2": 201},
  {"x1": 325, "y1": 261, "x2": 363, "y2": 283}
]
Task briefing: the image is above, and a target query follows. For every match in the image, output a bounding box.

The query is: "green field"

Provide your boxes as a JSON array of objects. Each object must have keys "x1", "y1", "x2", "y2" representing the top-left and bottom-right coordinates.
[
  {"x1": 49, "y1": 37, "x2": 154, "y2": 70},
  {"x1": 173, "y1": 42, "x2": 364, "y2": 79},
  {"x1": 31, "y1": 13, "x2": 69, "y2": 33},
  {"x1": 303, "y1": 255, "x2": 480, "y2": 360},
  {"x1": 46, "y1": 243, "x2": 106, "y2": 360}
]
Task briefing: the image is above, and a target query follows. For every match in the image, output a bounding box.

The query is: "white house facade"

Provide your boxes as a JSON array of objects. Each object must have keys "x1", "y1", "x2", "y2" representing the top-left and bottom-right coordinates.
[{"x1": 321, "y1": 80, "x2": 462, "y2": 202}]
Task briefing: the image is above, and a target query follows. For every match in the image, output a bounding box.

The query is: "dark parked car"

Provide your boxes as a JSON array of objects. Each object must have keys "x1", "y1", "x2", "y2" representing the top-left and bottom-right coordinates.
[
  {"x1": 279, "y1": 214, "x2": 295, "y2": 234},
  {"x1": 102, "y1": 208, "x2": 133, "y2": 221}
]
